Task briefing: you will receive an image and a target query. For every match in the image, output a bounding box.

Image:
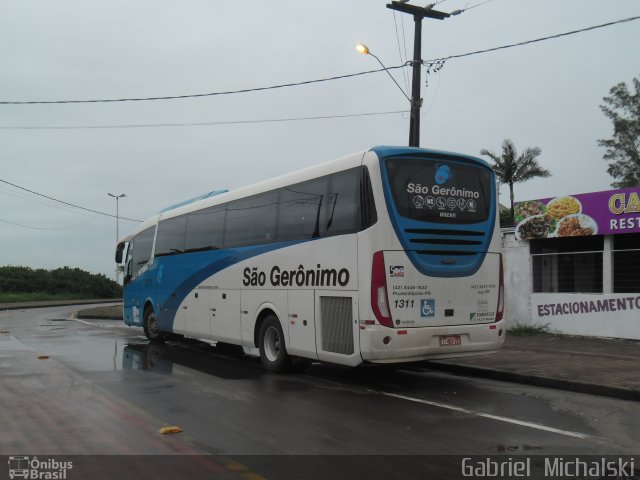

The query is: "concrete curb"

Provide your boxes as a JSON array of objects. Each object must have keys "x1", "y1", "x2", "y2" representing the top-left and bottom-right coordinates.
[{"x1": 424, "y1": 361, "x2": 640, "y2": 402}]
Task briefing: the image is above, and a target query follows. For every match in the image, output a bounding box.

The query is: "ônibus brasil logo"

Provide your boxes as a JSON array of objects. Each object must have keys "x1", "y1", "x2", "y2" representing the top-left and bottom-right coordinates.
[{"x1": 8, "y1": 456, "x2": 73, "y2": 479}]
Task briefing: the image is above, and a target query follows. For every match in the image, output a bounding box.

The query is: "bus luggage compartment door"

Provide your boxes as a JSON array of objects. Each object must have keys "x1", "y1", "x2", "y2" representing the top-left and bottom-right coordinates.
[{"x1": 287, "y1": 290, "x2": 318, "y2": 359}]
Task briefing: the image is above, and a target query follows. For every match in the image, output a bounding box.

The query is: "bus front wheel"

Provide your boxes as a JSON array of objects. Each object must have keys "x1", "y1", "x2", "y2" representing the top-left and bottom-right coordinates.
[
  {"x1": 258, "y1": 314, "x2": 291, "y2": 373},
  {"x1": 143, "y1": 307, "x2": 165, "y2": 343}
]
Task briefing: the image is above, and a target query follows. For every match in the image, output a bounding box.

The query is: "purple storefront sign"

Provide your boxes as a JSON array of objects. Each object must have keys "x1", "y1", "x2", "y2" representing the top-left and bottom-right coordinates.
[{"x1": 514, "y1": 186, "x2": 640, "y2": 240}]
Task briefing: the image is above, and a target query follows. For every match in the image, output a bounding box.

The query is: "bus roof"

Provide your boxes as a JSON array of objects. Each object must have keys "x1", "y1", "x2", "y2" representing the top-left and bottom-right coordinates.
[{"x1": 120, "y1": 146, "x2": 490, "y2": 242}]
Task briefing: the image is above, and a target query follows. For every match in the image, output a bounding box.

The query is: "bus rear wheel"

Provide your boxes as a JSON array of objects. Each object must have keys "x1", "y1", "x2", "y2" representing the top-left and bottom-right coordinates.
[
  {"x1": 258, "y1": 314, "x2": 291, "y2": 373},
  {"x1": 143, "y1": 307, "x2": 165, "y2": 343}
]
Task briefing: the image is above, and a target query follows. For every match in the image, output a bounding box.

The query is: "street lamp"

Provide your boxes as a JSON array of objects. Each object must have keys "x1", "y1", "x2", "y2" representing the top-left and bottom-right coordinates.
[
  {"x1": 355, "y1": 44, "x2": 411, "y2": 104},
  {"x1": 107, "y1": 193, "x2": 126, "y2": 283}
]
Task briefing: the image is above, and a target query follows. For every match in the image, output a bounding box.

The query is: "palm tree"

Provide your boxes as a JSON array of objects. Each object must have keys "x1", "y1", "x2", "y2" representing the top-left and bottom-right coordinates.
[{"x1": 480, "y1": 139, "x2": 551, "y2": 222}]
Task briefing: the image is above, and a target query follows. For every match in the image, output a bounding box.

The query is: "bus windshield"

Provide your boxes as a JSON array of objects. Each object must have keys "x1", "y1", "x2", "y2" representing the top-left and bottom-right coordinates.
[{"x1": 385, "y1": 157, "x2": 491, "y2": 224}]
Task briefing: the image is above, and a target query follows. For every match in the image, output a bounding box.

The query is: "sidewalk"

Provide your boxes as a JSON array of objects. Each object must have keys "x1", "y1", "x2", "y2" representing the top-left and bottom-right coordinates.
[{"x1": 426, "y1": 333, "x2": 640, "y2": 401}]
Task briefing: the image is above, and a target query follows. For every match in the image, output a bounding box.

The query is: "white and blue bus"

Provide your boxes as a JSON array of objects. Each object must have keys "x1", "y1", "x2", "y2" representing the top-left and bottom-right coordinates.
[{"x1": 115, "y1": 146, "x2": 505, "y2": 372}]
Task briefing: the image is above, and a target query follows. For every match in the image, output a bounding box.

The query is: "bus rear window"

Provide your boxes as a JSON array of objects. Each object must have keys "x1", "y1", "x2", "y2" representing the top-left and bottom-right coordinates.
[{"x1": 385, "y1": 157, "x2": 491, "y2": 224}]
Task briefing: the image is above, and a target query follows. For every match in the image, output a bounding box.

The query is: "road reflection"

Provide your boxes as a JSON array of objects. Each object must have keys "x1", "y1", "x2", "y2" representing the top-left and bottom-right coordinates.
[{"x1": 122, "y1": 341, "x2": 263, "y2": 380}]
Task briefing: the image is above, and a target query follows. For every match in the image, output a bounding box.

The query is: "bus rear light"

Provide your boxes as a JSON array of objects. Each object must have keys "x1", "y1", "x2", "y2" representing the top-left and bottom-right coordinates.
[
  {"x1": 397, "y1": 330, "x2": 407, "y2": 335},
  {"x1": 495, "y1": 256, "x2": 504, "y2": 322},
  {"x1": 371, "y1": 251, "x2": 394, "y2": 328}
]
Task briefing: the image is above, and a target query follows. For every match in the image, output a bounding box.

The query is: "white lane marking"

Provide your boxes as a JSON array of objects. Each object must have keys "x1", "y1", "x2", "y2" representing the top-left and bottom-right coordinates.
[
  {"x1": 74, "y1": 318, "x2": 99, "y2": 326},
  {"x1": 379, "y1": 391, "x2": 598, "y2": 440}
]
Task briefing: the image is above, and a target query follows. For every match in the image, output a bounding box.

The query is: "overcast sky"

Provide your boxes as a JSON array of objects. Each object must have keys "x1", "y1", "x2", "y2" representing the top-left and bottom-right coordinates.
[{"x1": 1, "y1": 0, "x2": 638, "y2": 279}]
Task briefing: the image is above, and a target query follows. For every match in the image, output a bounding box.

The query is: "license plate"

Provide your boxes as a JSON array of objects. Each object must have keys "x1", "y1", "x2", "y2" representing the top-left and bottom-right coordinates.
[{"x1": 439, "y1": 335, "x2": 461, "y2": 346}]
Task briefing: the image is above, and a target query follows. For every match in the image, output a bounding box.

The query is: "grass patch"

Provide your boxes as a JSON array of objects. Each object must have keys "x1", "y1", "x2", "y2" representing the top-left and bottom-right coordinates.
[
  {"x1": 77, "y1": 305, "x2": 122, "y2": 320},
  {"x1": 507, "y1": 322, "x2": 551, "y2": 336},
  {"x1": 0, "y1": 292, "x2": 87, "y2": 303}
]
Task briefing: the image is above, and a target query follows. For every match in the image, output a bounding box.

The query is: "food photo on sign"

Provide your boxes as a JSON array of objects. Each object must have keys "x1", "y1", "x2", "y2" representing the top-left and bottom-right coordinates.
[{"x1": 513, "y1": 187, "x2": 639, "y2": 241}]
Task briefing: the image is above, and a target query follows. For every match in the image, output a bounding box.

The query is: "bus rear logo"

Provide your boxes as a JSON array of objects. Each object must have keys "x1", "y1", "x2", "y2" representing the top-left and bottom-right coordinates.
[
  {"x1": 421, "y1": 299, "x2": 435, "y2": 317},
  {"x1": 435, "y1": 164, "x2": 451, "y2": 185}
]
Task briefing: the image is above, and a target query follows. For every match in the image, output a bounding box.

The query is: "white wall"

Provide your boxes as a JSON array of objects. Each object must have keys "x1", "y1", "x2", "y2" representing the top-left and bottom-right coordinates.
[
  {"x1": 502, "y1": 230, "x2": 532, "y2": 328},
  {"x1": 531, "y1": 293, "x2": 640, "y2": 340},
  {"x1": 501, "y1": 230, "x2": 640, "y2": 340}
]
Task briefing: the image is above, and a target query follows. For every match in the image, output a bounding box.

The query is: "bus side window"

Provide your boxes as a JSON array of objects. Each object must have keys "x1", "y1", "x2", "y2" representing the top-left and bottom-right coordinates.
[
  {"x1": 225, "y1": 190, "x2": 279, "y2": 248},
  {"x1": 277, "y1": 177, "x2": 328, "y2": 241},
  {"x1": 185, "y1": 206, "x2": 225, "y2": 252},
  {"x1": 155, "y1": 216, "x2": 187, "y2": 256},
  {"x1": 130, "y1": 227, "x2": 155, "y2": 277},
  {"x1": 324, "y1": 168, "x2": 361, "y2": 236},
  {"x1": 360, "y1": 166, "x2": 377, "y2": 229},
  {"x1": 124, "y1": 242, "x2": 133, "y2": 285}
]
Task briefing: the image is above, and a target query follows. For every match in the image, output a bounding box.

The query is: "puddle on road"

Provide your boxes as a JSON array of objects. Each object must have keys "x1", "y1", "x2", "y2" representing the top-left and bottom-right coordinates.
[{"x1": 122, "y1": 343, "x2": 263, "y2": 380}]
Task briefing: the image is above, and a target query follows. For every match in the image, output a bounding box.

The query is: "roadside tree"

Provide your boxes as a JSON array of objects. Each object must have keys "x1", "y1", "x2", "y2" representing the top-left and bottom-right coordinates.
[
  {"x1": 598, "y1": 76, "x2": 640, "y2": 188},
  {"x1": 480, "y1": 139, "x2": 551, "y2": 223}
]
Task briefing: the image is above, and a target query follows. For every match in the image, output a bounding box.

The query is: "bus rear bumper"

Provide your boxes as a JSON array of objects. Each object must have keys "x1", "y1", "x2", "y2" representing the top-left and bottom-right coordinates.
[{"x1": 359, "y1": 320, "x2": 506, "y2": 363}]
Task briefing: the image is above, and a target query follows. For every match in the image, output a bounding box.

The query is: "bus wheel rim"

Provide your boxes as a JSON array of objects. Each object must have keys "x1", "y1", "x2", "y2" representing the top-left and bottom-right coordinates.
[{"x1": 264, "y1": 326, "x2": 280, "y2": 362}]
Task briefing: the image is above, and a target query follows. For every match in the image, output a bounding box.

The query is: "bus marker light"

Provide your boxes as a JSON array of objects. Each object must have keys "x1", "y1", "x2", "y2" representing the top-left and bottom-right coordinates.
[
  {"x1": 397, "y1": 330, "x2": 408, "y2": 335},
  {"x1": 363, "y1": 320, "x2": 376, "y2": 325},
  {"x1": 489, "y1": 324, "x2": 497, "y2": 330}
]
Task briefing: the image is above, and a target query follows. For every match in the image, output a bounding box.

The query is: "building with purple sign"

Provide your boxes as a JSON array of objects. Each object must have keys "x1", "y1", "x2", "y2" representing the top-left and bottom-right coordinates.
[{"x1": 503, "y1": 186, "x2": 640, "y2": 340}]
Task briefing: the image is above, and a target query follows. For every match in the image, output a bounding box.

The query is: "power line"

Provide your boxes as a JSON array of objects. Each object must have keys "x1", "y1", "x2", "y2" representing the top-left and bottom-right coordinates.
[
  {"x1": 0, "y1": 15, "x2": 637, "y2": 107},
  {"x1": 0, "y1": 178, "x2": 142, "y2": 222},
  {"x1": 392, "y1": 10, "x2": 411, "y2": 93},
  {"x1": 0, "y1": 66, "x2": 404, "y2": 105},
  {"x1": 0, "y1": 216, "x2": 91, "y2": 231},
  {"x1": 0, "y1": 186, "x2": 110, "y2": 220},
  {"x1": 0, "y1": 110, "x2": 409, "y2": 130},
  {"x1": 400, "y1": 14, "x2": 410, "y2": 93},
  {"x1": 450, "y1": 0, "x2": 495, "y2": 15},
  {"x1": 426, "y1": 15, "x2": 640, "y2": 63}
]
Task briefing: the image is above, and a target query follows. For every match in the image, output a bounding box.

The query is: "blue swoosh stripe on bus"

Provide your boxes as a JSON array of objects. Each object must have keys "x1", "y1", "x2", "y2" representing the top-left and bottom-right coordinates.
[{"x1": 154, "y1": 240, "x2": 306, "y2": 330}]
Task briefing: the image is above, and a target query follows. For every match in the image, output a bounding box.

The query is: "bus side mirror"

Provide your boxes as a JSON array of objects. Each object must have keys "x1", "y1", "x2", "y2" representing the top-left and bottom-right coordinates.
[{"x1": 115, "y1": 242, "x2": 126, "y2": 263}]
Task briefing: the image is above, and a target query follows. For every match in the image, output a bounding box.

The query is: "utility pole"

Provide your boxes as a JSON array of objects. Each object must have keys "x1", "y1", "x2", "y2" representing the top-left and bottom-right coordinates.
[{"x1": 386, "y1": 1, "x2": 449, "y2": 148}]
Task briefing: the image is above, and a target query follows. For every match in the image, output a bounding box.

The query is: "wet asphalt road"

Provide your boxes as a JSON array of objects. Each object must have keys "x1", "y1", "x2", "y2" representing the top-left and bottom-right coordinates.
[{"x1": 1, "y1": 305, "x2": 639, "y2": 479}]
